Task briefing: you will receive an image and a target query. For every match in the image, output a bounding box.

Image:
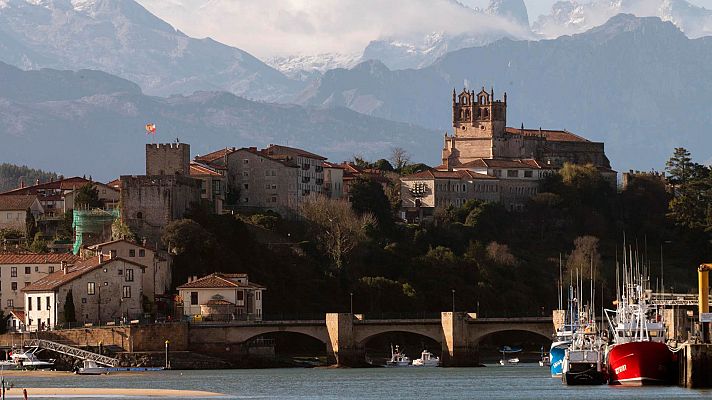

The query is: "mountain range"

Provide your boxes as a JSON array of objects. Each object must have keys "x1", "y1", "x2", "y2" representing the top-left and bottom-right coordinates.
[
  {"x1": 0, "y1": 61, "x2": 439, "y2": 180},
  {"x1": 297, "y1": 14, "x2": 712, "y2": 170}
]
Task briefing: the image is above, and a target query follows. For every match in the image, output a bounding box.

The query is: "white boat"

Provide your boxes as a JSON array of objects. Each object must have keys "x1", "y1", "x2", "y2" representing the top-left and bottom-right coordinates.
[
  {"x1": 385, "y1": 345, "x2": 411, "y2": 367},
  {"x1": 499, "y1": 346, "x2": 521, "y2": 365},
  {"x1": 499, "y1": 357, "x2": 520, "y2": 365},
  {"x1": 539, "y1": 355, "x2": 550, "y2": 367},
  {"x1": 10, "y1": 348, "x2": 55, "y2": 369},
  {"x1": 77, "y1": 360, "x2": 108, "y2": 375},
  {"x1": 412, "y1": 350, "x2": 439, "y2": 367}
]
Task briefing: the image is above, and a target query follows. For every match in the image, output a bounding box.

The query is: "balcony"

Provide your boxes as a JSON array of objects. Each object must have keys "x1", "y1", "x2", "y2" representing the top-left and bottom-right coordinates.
[
  {"x1": 301, "y1": 177, "x2": 311, "y2": 183},
  {"x1": 315, "y1": 179, "x2": 324, "y2": 185},
  {"x1": 302, "y1": 163, "x2": 311, "y2": 170},
  {"x1": 315, "y1": 166, "x2": 323, "y2": 172}
]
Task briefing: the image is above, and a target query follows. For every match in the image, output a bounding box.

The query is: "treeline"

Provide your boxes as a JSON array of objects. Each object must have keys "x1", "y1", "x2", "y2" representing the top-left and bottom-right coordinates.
[
  {"x1": 164, "y1": 148, "x2": 712, "y2": 317},
  {"x1": 0, "y1": 163, "x2": 58, "y2": 192}
]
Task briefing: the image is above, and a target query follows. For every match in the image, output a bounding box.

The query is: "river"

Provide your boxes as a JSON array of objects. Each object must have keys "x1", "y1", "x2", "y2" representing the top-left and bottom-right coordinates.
[{"x1": 6, "y1": 364, "x2": 712, "y2": 399}]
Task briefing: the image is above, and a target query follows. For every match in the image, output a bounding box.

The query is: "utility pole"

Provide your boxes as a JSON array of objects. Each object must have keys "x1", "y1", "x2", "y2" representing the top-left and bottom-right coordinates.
[
  {"x1": 452, "y1": 289, "x2": 456, "y2": 314},
  {"x1": 165, "y1": 340, "x2": 170, "y2": 369},
  {"x1": 350, "y1": 292, "x2": 353, "y2": 315}
]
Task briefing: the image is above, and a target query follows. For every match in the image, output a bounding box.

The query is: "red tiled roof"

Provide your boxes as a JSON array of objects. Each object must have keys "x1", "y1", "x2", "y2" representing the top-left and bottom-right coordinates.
[
  {"x1": 0, "y1": 195, "x2": 39, "y2": 211},
  {"x1": 190, "y1": 162, "x2": 223, "y2": 177},
  {"x1": 107, "y1": 179, "x2": 121, "y2": 188},
  {"x1": 177, "y1": 273, "x2": 265, "y2": 289},
  {"x1": 195, "y1": 148, "x2": 237, "y2": 163},
  {"x1": 401, "y1": 169, "x2": 497, "y2": 180},
  {"x1": 0, "y1": 177, "x2": 91, "y2": 196},
  {"x1": 263, "y1": 144, "x2": 326, "y2": 160},
  {"x1": 22, "y1": 256, "x2": 145, "y2": 292},
  {"x1": 10, "y1": 310, "x2": 25, "y2": 321},
  {"x1": 86, "y1": 238, "x2": 155, "y2": 252},
  {"x1": 0, "y1": 253, "x2": 80, "y2": 265},
  {"x1": 322, "y1": 161, "x2": 345, "y2": 169},
  {"x1": 505, "y1": 127, "x2": 589, "y2": 143}
]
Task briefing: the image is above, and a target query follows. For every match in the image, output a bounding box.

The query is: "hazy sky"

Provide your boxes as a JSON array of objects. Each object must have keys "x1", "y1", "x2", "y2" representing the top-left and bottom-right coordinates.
[{"x1": 136, "y1": 0, "x2": 712, "y2": 59}]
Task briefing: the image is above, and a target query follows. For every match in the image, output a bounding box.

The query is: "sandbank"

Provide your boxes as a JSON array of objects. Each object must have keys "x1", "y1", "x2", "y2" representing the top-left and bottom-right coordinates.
[{"x1": 3, "y1": 387, "x2": 222, "y2": 397}]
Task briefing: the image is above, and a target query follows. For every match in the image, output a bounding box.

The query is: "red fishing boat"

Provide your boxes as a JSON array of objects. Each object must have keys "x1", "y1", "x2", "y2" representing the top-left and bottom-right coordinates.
[{"x1": 605, "y1": 248, "x2": 677, "y2": 386}]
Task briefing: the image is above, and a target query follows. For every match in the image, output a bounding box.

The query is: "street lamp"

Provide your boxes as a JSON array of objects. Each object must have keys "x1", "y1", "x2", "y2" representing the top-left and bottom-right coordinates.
[
  {"x1": 350, "y1": 292, "x2": 353, "y2": 315},
  {"x1": 452, "y1": 289, "x2": 455, "y2": 314}
]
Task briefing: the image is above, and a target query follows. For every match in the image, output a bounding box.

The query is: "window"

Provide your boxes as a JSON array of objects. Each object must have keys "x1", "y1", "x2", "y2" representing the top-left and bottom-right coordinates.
[
  {"x1": 212, "y1": 180, "x2": 221, "y2": 194},
  {"x1": 11, "y1": 282, "x2": 17, "y2": 291},
  {"x1": 82, "y1": 298, "x2": 87, "y2": 304},
  {"x1": 237, "y1": 291, "x2": 244, "y2": 301},
  {"x1": 110, "y1": 250, "x2": 117, "y2": 258},
  {"x1": 11, "y1": 267, "x2": 16, "y2": 277},
  {"x1": 29, "y1": 297, "x2": 33, "y2": 311},
  {"x1": 243, "y1": 159, "x2": 249, "y2": 164},
  {"x1": 24, "y1": 282, "x2": 30, "y2": 287},
  {"x1": 271, "y1": 196, "x2": 277, "y2": 203},
  {"x1": 507, "y1": 170, "x2": 519, "y2": 178},
  {"x1": 190, "y1": 292, "x2": 198, "y2": 305},
  {"x1": 256, "y1": 291, "x2": 261, "y2": 301},
  {"x1": 126, "y1": 269, "x2": 134, "y2": 282},
  {"x1": 136, "y1": 212, "x2": 143, "y2": 219},
  {"x1": 242, "y1": 171, "x2": 249, "y2": 177},
  {"x1": 35, "y1": 266, "x2": 39, "y2": 272},
  {"x1": 138, "y1": 249, "x2": 145, "y2": 257},
  {"x1": 36, "y1": 297, "x2": 40, "y2": 310},
  {"x1": 493, "y1": 169, "x2": 502, "y2": 177},
  {"x1": 243, "y1": 183, "x2": 249, "y2": 190},
  {"x1": 49, "y1": 266, "x2": 54, "y2": 273},
  {"x1": 87, "y1": 282, "x2": 95, "y2": 295},
  {"x1": 6, "y1": 299, "x2": 12, "y2": 308},
  {"x1": 24, "y1": 267, "x2": 30, "y2": 275},
  {"x1": 129, "y1": 249, "x2": 136, "y2": 257},
  {"x1": 118, "y1": 269, "x2": 123, "y2": 276},
  {"x1": 524, "y1": 170, "x2": 533, "y2": 178},
  {"x1": 46, "y1": 296, "x2": 50, "y2": 310},
  {"x1": 122, "y1": 286, "x2": 131, "y2": 298}
]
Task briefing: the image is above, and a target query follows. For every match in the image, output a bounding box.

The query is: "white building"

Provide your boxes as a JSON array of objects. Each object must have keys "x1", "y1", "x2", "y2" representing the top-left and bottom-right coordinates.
[
  {"x1": 0, "y1": 253, "x2": 80, "y2": 313},
  {"x1": 22, "y1": 255, "x2": 146, "y2": 330},
  {"x1": 0, "y1": 195, "x2": 43, "y2": 235},
  {"x1": 84, "y1": 239, "x2": 171, "y2": 300},
  {"x1": 177, "y1": 273, "x2": 265, "y2": 321}
]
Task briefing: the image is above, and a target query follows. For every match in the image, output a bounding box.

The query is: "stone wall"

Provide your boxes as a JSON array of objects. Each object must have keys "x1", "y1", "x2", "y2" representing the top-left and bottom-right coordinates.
[{"x1": 145, "y1": 143, "x2": 190, "y2": 176}]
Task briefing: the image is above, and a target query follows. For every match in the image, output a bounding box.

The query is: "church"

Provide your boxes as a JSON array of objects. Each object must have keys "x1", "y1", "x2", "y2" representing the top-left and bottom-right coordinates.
[{"x1": 401, "y1": 87, "x2": 615, "y2": 221}]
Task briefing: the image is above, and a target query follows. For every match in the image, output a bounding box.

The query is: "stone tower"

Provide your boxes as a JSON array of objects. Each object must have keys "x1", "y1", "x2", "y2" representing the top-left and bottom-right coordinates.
[
  {"x1": 145, "y1": 143, "x2": 190, "y2": 176},
  {"x1": 452, "y1": 87, "x2": 507, "y2": 138}
]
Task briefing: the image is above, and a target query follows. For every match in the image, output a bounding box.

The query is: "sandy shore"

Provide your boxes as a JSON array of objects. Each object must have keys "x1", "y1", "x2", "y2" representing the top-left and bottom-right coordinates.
[{"x1": 3, "y1": 387, "x2": 222, "y2": 397}]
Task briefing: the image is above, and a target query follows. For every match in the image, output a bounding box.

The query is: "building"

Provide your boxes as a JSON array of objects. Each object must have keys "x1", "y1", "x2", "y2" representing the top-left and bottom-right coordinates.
[
  {"x1": 0, "y1": 195, "x2": 43, "y2": 235},
  {"x1": 83, "y1": 239, "x2": 171, "y2": 300},
  {"x1": 322, "y1": 162, "x2": 344, "y2": 199},
  {"x1": 22, "y1": 255, "x2": 146, "y2": 330},
  {"x1": 7, "y1": 310, "x2": 25, "y2": 332},
  {"x1": 177, "y1": 273, "x2": 265, "y2": 321},
  {"x1": 120, "y1": 143, "x2": 202, "y2": 243},
  {"x1": 195, "y1": 144, "x2": 330, "y2": 214},
  {"x1": 190, "y1": 161, "x2": 226, "y2": 214},
  {"x1": 0, "y1": 253, "x2": 80, "y2": 314},
  {"x1": 0, "y1": 177, "x2": 119, "y2": 217},
  {"x1": 401, "y1": 87, "x2": 615, "y2": 220}
]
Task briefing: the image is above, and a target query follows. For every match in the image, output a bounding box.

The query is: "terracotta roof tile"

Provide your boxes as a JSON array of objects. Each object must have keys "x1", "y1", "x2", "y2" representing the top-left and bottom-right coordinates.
[
  {"x1": 194, "y1": 148, "x2": 236, "y2": 163},
  {"x1": 0, "y1": 253, "x2": 80, "y2": 265},
  {"x1": 0, "y1": 195, "x2": 39, "y2": 211},
  {"x1": 22, "y1": 256, "x2": 144, "y2": 292},
  {"x1": 177, "y1": 273, "x2": 265, "y2": 289},
  {"x1": 10, "y1": 310, "x2": 25, "y2": 321},
  {"x1": 263, "y1": 144, "x2": 326, "y2": 160},
  {"x1": 190, "y1": 162, "x2": 223, "y2": 177},
  {"x1": 0, "y1": 177, "x2": 91, "y2": 195},
  {"x1": 505, "y1": 127, "x2": 590, "y2": 142}
]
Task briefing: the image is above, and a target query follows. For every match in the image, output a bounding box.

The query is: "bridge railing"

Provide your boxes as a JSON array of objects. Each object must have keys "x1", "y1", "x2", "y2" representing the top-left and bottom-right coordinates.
[{"x1": 361, "y1": 312, "x2": 441, "y2": 320}]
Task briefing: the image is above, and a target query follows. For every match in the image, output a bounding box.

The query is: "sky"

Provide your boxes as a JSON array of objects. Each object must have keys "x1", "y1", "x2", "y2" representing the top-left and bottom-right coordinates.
[{"x1": 136, "y1": 0, "x2": 712, "y2": 59}]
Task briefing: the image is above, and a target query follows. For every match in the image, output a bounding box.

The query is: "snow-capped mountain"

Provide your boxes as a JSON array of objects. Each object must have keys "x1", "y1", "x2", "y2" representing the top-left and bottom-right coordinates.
[
  {"x1": 533, "y1": 0, "x2": 712, "y2": 39},
  {"x1": 486, "y1": 0, "x2": 529, "y2": 26},
  {"x1": 0, "y1": 0, "x2": 300, "y2": 99},
  {"x1": 266, "y1": 53, "x2": 362, "y2": 81}
]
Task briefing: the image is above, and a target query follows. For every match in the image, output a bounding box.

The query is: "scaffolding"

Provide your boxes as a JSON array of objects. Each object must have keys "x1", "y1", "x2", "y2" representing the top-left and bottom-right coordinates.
[{"x1": 72, "y1": 208, "x2": 119, "y2": 254}]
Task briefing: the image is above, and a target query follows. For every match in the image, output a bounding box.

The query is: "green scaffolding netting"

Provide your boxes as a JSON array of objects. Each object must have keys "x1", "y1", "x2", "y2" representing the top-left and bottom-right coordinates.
[{"x1": 72, "y1": 208, "x2": 120, "y2": 254}]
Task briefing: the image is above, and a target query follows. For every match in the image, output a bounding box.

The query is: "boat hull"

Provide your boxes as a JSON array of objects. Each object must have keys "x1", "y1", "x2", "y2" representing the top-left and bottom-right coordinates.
[
  {"x1": 563, "y1": 365, "x2": 607, "y2": 385},
  {"x1": 607, "y1": 341, "x2": 676, "y2": 386},
  {"x1": 550, "y1": 342, "x2": 569, "y2": 377}
]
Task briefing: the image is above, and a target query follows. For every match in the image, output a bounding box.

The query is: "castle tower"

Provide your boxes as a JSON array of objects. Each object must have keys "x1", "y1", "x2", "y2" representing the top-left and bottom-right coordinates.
[
  {"x1": 452, "y1": 87, "x2": 507, "y2": 139},
  {"x1": 146, "y1": 143, "x2": 190, "y2": 176}
]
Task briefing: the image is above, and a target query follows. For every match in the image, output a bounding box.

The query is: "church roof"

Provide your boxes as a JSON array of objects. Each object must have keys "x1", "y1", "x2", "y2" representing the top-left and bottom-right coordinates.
[{"x1": 505, "y1": 127, "x2": 590, "y2": 143}]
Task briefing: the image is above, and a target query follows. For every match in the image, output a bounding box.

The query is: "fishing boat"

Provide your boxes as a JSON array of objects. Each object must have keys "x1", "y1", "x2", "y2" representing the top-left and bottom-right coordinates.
[
  {"x1": 76, "y1": 360, "x2": 108, "y2": 375},
  {"x1": 605, "y1": 246, "x2": 676, "y2": 386},
  {"x1": 412, "y1": 350, "x2": 439, "y2": 367},
  {"x1": 385, "y1": 345, "x2": 411, "y2": 367},
  {"x1": 538, "y1": 346, "x2": 550, "y2": 367},
  {"x1": 551, "y1": 285, "x2": 579, "y2": 377},
  {"x1": 499, "y1": 346, "x2": 521, "y2": 366}
]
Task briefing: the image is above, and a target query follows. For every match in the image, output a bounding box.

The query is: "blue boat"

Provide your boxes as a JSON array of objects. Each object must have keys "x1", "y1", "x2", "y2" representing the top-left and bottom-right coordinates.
[
  {"x1": 550, "y1": 281, "x2": 580, "y2": 377},
  {"x1": 549, "y1": 340, "x2": 570, "y2": 377}
]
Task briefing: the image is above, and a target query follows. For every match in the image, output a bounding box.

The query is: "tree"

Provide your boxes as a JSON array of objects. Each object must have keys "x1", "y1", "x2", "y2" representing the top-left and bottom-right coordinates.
[
  {"x1": 486, "y1": 242, "x2": 517, "y2": 266},
  {"x1": 389, "y1": 147, "x2": 411, "y2": 171},
  {"x1": 372, "y1": 159, "x2": 394, "y2": 172},
  {"x1": 162, "y1": 219, "x2": 214, "y2": 255},
  {"x1": 666, "y1": 147, "x2": 694, "y2": 186},
  {"x1": 349, "y1": 178, "x2": 392, "y2": 228},
  {"x1": 29, "y1": 232, "x2": 48, "y2": 253},
  {"x1": 566, "y1": 236, "x2": 602, "y2": 283},
  {"x1": 400, "y1": 163, "x2": 430, "y2": 176},
  {"x1": 111, "y1": 218, "x2": 136, "y2": 241},
  {"x1": 300, "y1": 195, "x2": 376, "y2": 271},
  {"x1": 74, "y1": 183, "x2": 102, "y2": 209},
  {"x1": 25, "y1": 209, "x2": 37, "y2": 240},
  {"x1": 63, "y1": 290, "x2": 76, "y2": 323}
]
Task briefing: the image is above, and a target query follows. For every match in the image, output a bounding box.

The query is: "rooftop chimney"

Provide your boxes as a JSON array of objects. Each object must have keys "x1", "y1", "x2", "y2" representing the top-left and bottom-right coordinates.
[
  {"x1": 35, "y1": 178, "x2": 40, "y2": 186},
  {"x1": 61, "y1": 261, "x2": 68, "y2": 275},
  {"x1": 98, "y1": 253, "x2": 104, "y2": 263},
  {"x1": 19, "y1": 178, "x2": 25, "y2": 189}
]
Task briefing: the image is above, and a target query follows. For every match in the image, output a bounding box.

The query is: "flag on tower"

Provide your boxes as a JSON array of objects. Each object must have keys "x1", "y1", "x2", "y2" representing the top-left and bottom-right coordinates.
[{"x1": 145, "y1": 123, "x2": 157, "y2": 135}]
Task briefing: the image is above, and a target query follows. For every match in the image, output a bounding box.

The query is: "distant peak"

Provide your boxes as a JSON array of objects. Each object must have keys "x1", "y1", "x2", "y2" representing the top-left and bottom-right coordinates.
[{"x1": 486, "y1": 0, "x2": 530, "y2": 27}]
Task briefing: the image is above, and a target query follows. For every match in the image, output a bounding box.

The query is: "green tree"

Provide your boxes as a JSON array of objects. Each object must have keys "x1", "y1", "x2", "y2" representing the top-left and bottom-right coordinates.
[
  {"x1": 74, "y1": 183, "x2": 103, "y2": 209},
  {"x1": 162, "y1": 219, "x2": 214, "y2": 255},
  {"x1": 372, "y1": 159, "x2": 394, "y2": 172},
  {"x1": 665, "y1": 147, "x2": 694, "y2": 185},
  {"x1": 29, "y1": 232, "x2": 48, "y2": 253},
  {"x1": 400, "y1": 163, "x2": 430, "y2": 176},
  {"x1": 349, "y1": 178, "x2": 393, "y2": 228},
  {"x1": 25, "y1": 209, "x2": 37, "y2": 240},
  {"x1": 63, "y1": 290, "x2": 76, "y2": 323}
]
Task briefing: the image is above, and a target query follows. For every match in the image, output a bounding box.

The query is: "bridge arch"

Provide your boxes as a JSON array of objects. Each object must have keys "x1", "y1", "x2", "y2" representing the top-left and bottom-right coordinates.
[
  {"x1": 191, "y1": 324, "x2": 329, "y2": 346},
  {"x1": 468, "y1": 323, "x2": 552, "y2": 346},
  {"x1": 354, "y1": 324, "x2": 443, "y2": 347}
]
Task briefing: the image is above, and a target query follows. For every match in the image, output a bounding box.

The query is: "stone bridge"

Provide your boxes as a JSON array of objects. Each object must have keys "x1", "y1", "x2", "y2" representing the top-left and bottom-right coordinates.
[{"x1": 189, "y1": 312, "x2": 554, "y2": 367}]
